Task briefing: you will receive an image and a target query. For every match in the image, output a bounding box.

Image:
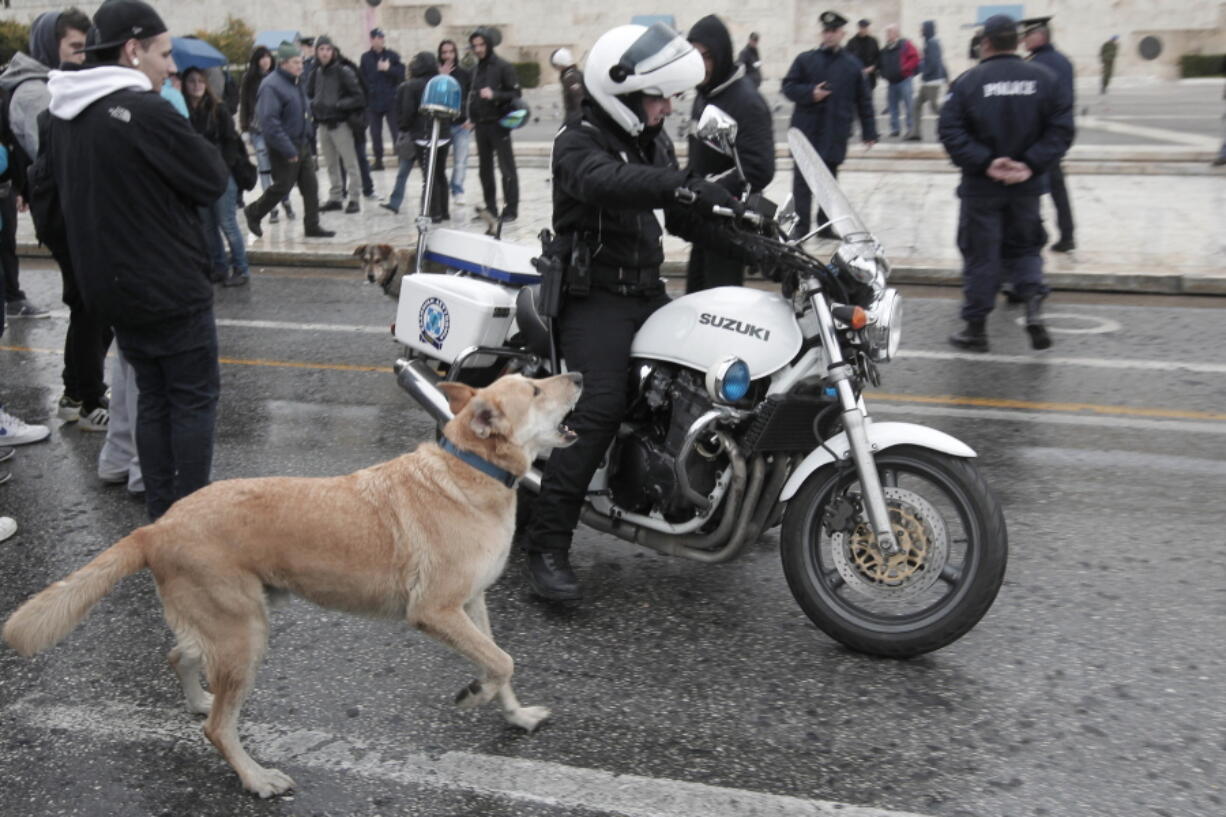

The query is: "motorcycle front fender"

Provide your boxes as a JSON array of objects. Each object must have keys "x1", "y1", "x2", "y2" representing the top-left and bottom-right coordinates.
[{"x1": 779, "y1": 421, "x2": 977, "y2": 502}]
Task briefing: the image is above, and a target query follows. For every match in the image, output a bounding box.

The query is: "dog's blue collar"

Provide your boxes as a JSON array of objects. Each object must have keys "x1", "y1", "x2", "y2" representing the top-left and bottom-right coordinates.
[{"x1": 438, "y1": 436, "x2": 519, "y2": 489}]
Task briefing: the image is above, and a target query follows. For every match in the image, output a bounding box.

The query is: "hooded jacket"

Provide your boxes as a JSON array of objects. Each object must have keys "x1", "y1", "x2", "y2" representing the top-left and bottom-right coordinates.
[
  {"x1": 308, "y1": 43, "x2": 365, "y2": 126},
  {"x1": 467, "y1": 29, "x2": 520, "y2": 124},
  {"x1": 686, "y1": 15, "x2": 775, "y2": 196},
  {"x1": 397, "y1": 52, "x2": 444, "y2": 143},
  {"x1": 920, "y1": 21, "x2": 948, "y2": 83},
  {"x1": 0, "y1": 11, "x2": 62, "y2": 158},
  {"x1": 44, "y1": 66, "x2": 228, "y2": 331}
]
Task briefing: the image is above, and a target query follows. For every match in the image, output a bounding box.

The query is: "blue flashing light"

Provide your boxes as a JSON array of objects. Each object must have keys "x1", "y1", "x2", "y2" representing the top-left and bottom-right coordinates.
[
  {"x1": 421, "y1": 75, "x2": 462, "y2": 118},
  {"x1": 720, "y1": 360, "x2": 751, "y2": 402}
]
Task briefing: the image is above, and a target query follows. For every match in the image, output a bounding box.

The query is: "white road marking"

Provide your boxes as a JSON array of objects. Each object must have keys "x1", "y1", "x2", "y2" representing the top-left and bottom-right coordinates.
[
  {"x1": 10, "y1": 699, "x2": 935, "y2": 817},
  {"x1": 873, "y1": 402, "x2": 1226, "y2": 435},
  {"x1": 217, "y1": 317, "x2": 393, "y2": 335},
  {"x1": 1011, "y1": 446, "x2": 1226, "y2": 476},
  {"x1": 897, "y1": 349, "x2": 1226, "y2": 375}
]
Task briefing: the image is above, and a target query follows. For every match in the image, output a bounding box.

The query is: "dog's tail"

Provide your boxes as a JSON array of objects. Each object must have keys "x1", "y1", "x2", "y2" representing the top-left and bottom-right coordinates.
[{"x1": 3, "y1": 531, "x2": 149, "y2": 657}]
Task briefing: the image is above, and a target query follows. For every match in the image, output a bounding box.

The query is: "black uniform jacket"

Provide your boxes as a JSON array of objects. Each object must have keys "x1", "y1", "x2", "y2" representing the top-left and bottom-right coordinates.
[
  {"x1": 938, "y1": 53, "x2": 1074, "y2": 198},
  {"x1": 551, "y1": 101, "x2": 742, "y2": 271},
  {"x1": 47, "y1": 83, "x2": 228, "y2": 330},
  {"x1": 781, "y1": 46, "x2": 878, "y2": 167}
]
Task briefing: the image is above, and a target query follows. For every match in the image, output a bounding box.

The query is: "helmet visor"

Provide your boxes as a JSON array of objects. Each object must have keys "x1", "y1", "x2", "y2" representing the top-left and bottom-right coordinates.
[{"x1": 619, "y1": 22, "x2": 694, "y2": 80}]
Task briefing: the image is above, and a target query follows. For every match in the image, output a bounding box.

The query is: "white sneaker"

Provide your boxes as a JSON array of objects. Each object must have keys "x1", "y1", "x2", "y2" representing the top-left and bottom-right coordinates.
[
  {"x1": 452, "y1": 193, "x2": 466, "y2": 206},
  {"x1": 0, "y1": 516, "x2": 16, "y2": 542},
  {"x1": 0, "y1": 407, "x2": 51, "y2": 446}
]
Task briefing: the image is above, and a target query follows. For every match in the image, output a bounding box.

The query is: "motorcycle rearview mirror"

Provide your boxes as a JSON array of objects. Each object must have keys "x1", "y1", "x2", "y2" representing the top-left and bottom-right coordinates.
[{"x1": 696, "y1": 105, "x2": 738, "y2": 156}]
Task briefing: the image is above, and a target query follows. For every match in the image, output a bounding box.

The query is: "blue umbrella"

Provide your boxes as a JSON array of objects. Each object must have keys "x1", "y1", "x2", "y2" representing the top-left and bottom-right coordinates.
[
  {"x1": 254, "y1": 30, "x2": 299, "y2": 50},
  {"x1": 171, "y1": 37, "x2": 227, "y2": 71}
]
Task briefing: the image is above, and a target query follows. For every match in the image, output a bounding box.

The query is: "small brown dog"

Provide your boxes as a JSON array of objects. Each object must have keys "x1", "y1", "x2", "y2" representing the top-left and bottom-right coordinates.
[
  {"x1": 354, "y1": 243, "x2": 415, "y2": 297},
  {"x1": 3, "y1": 372, "x2": 582, "y2": 798}
]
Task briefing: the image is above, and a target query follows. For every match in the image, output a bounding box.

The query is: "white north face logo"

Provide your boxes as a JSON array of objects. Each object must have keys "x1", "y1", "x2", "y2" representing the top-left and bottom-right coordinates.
[{"x1": 108, "y1": 106, "x2": 132, "y2": 123}]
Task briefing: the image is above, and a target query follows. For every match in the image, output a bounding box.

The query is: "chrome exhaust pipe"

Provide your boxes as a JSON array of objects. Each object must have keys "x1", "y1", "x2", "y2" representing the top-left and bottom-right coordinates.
[{"x1": 394, "y1": 357, "x2": 545, "y2": 490}]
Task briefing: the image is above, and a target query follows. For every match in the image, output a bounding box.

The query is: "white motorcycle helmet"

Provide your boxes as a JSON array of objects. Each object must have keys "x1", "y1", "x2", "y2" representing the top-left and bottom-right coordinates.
[{"x1": 583, "y1": 22, "x2": 704, "y2": 136}]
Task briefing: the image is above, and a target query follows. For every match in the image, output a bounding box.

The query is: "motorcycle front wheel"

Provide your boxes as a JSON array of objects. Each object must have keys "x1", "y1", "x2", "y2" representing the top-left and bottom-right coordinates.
[{"x1": 780, "y1": 446, "x2": 1007, "y2": 658}]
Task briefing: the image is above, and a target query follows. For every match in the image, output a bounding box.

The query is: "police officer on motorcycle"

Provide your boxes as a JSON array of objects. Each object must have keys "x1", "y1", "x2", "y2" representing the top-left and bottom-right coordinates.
[{"x1": 522, "y1": 22, "x2": 752, "y2": 602}]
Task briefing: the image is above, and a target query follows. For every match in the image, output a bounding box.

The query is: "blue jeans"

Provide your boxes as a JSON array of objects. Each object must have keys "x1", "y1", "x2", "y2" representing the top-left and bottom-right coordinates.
[
  {"x1": 387, "y1": 143, "x2": 449, "y2": 217},
  {"x1": 887, "y1": 77, "x2": 914, "y2": 135},
  {"x1": 386, "y1": 153, "x2": 415, "y2": 211},
  {"x1": 449, "y1": 124, "x2": 471, "y2": 195},
  {"x1": 205, "y1": 176, "x2": 249, "y2": 276}
]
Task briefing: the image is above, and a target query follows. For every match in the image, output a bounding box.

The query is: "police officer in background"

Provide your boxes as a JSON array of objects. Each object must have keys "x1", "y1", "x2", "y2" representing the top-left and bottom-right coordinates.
[
  {"x1": 521, "y1": 23, "x2": 752, "y2": 602},
  {"x1": 1022, "y1": 16, "x2": 1076, "y2": 252},
  {"x1": 782, "y1": 11, "x2": 878, "y2": 240},
  {"x1": 938, "y1": 14, "x2": 1074, "y2": 352},
  {"x1": 684, "y1": 14, "x2": 775, "y2": 292}
]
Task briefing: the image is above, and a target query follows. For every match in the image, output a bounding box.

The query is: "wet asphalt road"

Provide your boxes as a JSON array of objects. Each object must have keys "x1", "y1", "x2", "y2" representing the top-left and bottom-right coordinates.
[{"x1": 1, "y1": 261, "x2": 1224, "y2": 817}]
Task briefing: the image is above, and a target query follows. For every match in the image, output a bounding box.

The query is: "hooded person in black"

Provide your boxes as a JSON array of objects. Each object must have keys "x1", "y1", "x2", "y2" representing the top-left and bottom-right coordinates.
[
  {"x1": 467, "y1": 27, "x2": 520, "y2": 220},
  {"x1": 684, "y1": 14, "x2": 775, "y2": 292},
  {"x1": 381, "y1": 51, "x2": 449, "y2": 218}
]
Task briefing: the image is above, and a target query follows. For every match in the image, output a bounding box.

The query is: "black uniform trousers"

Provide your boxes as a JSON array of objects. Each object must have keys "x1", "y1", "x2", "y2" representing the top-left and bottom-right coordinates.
[
  {"x1": 685, "y1": 246, "x2": 746, "y2": 292},
  {"x1": 56, "y1": 248, "x2": 113, "y2": 412},
  {"x1": 791, "y1": 159, "x2": 839, "y2": 237},
  {"x1": 474, "y1": 121, "x2": 519, "y2": 217},
  {"x1": 957, "y1": 194, "x2": 1049, "y2": 321},
  {"x1": 1048, "y1": 162, "x2": 1074, "y2": 243},
  {"x1": 116, "y1": 308, "x2": 221, "y2": 521},
  {"x1": 250, "y1": 145, "x2": 321, "y2": 229},
  {"x1": 525, "y1": 285, "x2": 670, "y2": 553}
]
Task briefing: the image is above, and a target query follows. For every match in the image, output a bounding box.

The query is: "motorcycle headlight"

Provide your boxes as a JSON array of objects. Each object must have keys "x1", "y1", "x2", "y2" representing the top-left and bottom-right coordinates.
[
  {"x1": 864, "y1": 289, "x2": 903, "y2": 362},
  {"x1": 705, "y1": 356, "x2": 751, "y2": 403},
  {"x1": 834, "y1": 241, "x2": 886, "y2": 290}
]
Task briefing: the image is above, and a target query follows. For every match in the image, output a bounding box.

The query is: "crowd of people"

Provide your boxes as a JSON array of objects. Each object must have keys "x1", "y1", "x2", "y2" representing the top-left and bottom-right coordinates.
[{"x1": 0, "y1": 4, "x2": 1088, "y2": 571}]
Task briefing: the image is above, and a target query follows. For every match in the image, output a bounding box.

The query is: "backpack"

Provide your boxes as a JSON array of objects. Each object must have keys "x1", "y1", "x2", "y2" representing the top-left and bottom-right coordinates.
[{"x1": 0, "y1": 77, "x2": 42, "y2": 199}]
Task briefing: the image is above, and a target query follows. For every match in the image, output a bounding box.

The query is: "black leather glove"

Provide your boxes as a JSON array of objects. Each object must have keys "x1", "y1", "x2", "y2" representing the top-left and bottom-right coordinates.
[{"x1": 678, "y1": 177, "x2": 745, "y2": 218}]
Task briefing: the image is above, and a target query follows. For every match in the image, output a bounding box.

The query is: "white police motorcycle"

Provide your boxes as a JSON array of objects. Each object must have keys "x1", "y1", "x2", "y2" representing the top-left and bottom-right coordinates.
[{"x1": 387, "y1": 72, "x2": 1007, "y2": 657}]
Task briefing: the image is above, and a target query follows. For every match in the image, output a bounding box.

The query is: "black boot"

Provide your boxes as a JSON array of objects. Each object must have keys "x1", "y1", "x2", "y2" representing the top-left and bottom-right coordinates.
[
  {"x1": 525, "y1": 550, "x2": 581, "y2": 601},
  {"x1": 949, "y1": 319, "x2": 988, "y2": 351},
  {"x1": 1025, "y1": 295, "x2": 1052, "y2": 350}
]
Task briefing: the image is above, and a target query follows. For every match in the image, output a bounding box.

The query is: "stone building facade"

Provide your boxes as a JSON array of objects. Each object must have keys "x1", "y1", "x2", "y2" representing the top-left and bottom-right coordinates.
[{"x1": 3, "y1": 0, "x2": 1224, "y2": 85}]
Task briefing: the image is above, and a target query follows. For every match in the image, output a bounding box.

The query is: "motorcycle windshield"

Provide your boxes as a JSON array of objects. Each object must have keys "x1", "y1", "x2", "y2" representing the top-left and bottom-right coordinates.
[{"x1": 787, "y1": 128, "x2": 874, "y2": 247}]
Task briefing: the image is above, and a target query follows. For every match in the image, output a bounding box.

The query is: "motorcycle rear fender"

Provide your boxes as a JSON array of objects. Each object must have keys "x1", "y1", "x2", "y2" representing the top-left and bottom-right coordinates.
[{"x1": 779, "y1": 421, "x2": 977, "y2": 501}]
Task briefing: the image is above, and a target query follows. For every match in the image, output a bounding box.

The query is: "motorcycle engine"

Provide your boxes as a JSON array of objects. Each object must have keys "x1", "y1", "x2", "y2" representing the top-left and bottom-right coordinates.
[{"x1": 608, "y1": 366, "x2": 723, "y2": 521}]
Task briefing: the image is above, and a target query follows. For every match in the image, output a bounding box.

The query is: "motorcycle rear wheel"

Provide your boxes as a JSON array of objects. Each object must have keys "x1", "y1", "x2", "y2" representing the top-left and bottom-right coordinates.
[{"x1": 780, "y1": 446, "x2": 1007, "y2": 658}]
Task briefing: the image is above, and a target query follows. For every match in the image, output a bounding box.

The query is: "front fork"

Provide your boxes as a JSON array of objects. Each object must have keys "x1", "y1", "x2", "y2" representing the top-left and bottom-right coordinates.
[{"x1": 807, "y1": 287, "x2": 902, "y2": 557}]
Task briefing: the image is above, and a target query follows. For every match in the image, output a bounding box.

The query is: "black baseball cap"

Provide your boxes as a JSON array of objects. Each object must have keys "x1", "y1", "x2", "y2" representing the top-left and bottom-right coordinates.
[
  {"x1": 370, "y1": 27, "x2": 385, "y2": 38},
  {"x1": 80, "y1": 0, "x2": 167, "y2": 53},
  {"x1": 981, "y1": 14, "x2": 1017, "y2": 37}
]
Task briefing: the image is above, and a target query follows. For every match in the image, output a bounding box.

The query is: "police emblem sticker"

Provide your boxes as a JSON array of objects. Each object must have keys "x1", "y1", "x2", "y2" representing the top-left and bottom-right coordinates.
[{"x1": 418, "y1": 297, "x2": 450, "y2": 350}]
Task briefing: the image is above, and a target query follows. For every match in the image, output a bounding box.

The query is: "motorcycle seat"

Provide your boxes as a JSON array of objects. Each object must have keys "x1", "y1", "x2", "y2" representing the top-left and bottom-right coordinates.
[{"x1": 515, "y1": 285, "x2": 553, "y2": 359}]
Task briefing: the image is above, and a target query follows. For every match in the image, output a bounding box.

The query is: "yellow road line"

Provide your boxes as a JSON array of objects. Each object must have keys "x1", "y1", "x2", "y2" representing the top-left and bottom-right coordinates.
[{"x1": 5, "y1": 343, "x2": 1225, "y2": 423}]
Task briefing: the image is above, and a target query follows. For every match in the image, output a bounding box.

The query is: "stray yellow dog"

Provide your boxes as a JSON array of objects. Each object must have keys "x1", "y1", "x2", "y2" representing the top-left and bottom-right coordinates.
[{"x1": 3, "y1": 372, "x2": 582, "y2": 798}]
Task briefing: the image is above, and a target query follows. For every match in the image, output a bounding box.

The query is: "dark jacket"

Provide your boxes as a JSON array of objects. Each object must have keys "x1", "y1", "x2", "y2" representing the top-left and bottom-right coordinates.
[
  {"x1": 782, "y1": 46, "x2": 878, "y2": 167},
  {"x1": 397, "y1": 52, "x2": 439, "y2": 142},
  {"x1": 256, "y1": 66, "x2": 309, "y2": 159},
  {"x1": 45, "y1": 69, "x2": 228, "y2": 330},
  {"x1": 686, "y1": 15, "x2": 775, "y2": 195},
  {"x1": 879, "y1": 38, "x2": 920, "y2": 84},
  {"x1": 737, "y1": 43, "x2": 762, "y2": 88},
  {"x1": 552, "y1": 100, "x2": 741, "y2": 270},
  {"x1": 920, "y1": 21, "x2": 948, "y2": 82},
  {"x1": 1028, "y1": 42, "x2": 1074, "y2": 103},
  {"x1": 188, "y1": 93, "x2": 245, "y2": 182},
  {"x1": 845, "y1": 33, "x2": 881, "y2": 89},
  {"x1": 359, "y1": 47, "x2": 405, "y2": 113},
  {"x1": 439, "y1": 63, "x2": 471, "y2": 126},
  {"x1": 938, "y1": 54, "x2": 1075, "y2": 197},
  {"x1": 239, "y1": 46, "x2": 274, "y2": 132},
  {"x1": 467, "y1": 32, "x2": 520, "y2": 124},
  {"x1": 308, "y1": 54, "x2": 365, "y2": 126}
]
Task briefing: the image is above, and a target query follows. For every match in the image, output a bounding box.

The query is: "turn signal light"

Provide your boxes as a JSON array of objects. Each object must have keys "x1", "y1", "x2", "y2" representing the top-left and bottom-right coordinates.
[{"x1": 832, "y1": 305, "x2": 868, "y2": 330}]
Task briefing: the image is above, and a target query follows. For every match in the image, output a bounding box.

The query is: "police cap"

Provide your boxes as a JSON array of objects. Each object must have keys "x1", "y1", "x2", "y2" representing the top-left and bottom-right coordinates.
[
  {"x1": 1018, "y1": 16, "x2": 1052, "y2": 36},
  {"x1": 820, "y1": 11, "x2": 849, "y2": 31}
]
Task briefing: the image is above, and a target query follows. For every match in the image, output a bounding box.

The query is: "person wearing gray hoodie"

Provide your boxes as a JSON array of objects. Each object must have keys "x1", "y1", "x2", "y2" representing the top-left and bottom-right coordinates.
[
  {"x1": 0, "y1": 8, "x2": 111, "y2": 429},
  {"x1": 0, "y1": 10, "x2": 88, "y2": 322},
  {"x1": 914, "y1": 20, "x2": 948, "y2": 141}
]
